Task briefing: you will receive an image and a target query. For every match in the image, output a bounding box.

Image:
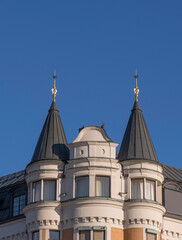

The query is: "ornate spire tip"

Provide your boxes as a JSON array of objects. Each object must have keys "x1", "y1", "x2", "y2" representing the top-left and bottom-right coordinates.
[
  {"x1": 52, "y1": 71, "x2": 57, "y2": 102},
  {"x1": 134, "y1": 71, "x2": 139, "y2": 102}
]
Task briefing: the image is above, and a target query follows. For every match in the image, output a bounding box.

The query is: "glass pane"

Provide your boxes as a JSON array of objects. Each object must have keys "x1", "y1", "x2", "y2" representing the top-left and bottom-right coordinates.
[
  {"x1": 147, "y1": 233, "x2": 156, "y2": 240},
  {"x1": 132, "y1": 179, "x2": 144, "y2": 199},
  {"x1": 32, "y1": 231, "x2": 39, "y2": 240},
  {"x1": 146, "y1": 180, "x2": 155, "y2": 200},
  {"x1": 76, "y1": 177, "x2": 89, "y2": 197},
  {"x1": 79, "y1": 230, "x2": 90, "y2": 240},
  {"x1": 44, "y1": 180, "x2": 56, "y2": 201},
  {"x1": 13, "y1": 196, "x2": 20, "y2": 216},
  {"x1": 93, "y1": 230, "x2": 105, "y2": 240},
  {"x1": 20, "y1": 194, "x2": 26, "y2": 213},
  {"x1": 50, "y1": 230, "x2": 60, "y2": 240},
  {"x1": 33, "y1": 181, "x2": 41, "y2": 202},
  {"x1": 96, "y1": 177, "x2": 109, "y2": 197}
]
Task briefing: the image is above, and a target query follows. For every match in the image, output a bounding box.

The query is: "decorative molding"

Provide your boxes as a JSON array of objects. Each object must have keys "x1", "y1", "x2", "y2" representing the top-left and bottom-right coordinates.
[
  {"x1": 162, "y1": 230, "x2": 182, "y2": 239},
  {"x1": 124, "y1": 218, "x2": 162, "y2": 230},
  {"x1": 0, "y1": 232, "x2": 26, "y2": 240}
]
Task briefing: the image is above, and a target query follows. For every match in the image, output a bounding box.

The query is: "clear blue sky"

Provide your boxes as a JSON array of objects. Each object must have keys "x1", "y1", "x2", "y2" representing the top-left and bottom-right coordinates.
[{"x1": 0, "y1": 0, "x2": 182, "y2": 177}]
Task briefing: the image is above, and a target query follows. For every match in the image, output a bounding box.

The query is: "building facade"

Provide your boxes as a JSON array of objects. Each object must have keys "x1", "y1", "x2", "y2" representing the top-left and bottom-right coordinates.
[{"x1": 0, "y1": 80, "x2": 182, "y2": 240}]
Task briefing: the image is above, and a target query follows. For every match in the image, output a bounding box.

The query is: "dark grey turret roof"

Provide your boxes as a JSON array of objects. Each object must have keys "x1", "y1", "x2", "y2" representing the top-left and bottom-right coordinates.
[
  {"x1": 118, "y1": 100, "x2": 158, "y2": 162},
  {"x1": 30, "y1": 101, "x2": 69, "y2": 164}
]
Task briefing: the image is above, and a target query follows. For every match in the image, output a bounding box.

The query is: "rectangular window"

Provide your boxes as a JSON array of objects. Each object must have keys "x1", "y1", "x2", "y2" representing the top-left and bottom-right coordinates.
[
  {"x1": 33, "y1": 181, "x2": 41, "y2": 202},
  {"x1": 96, "y1": 176, "x2": 110, "y2": 197},
  {"x1": 146, "y1": 233, "x2": 157, "y2": 240},
  {"x1": 79, "y1": 230, "x2": 90, "y2": 240},
  {"x1": 131, "y1": 179, "x2": 144, "y2": 199},
  {"x1": 76, "y1": 176, "x2": 89, "y2": 198},
  {"x1": 44, "y1": 180, "x2": 56, "y2": 201},
  {"x1": 146, "y1": 180, "x2": 155, "y2": 201},
  {"x1": 93, "y1": 230, "x2": 105, "y2": 240},
  {"x1": 49, "y1": 230, "x2": 60, "y2": 240},
  {"x1": 13, "y1": 194, "x2": 26, "y2": 216},
  {"x1": 32, "y1": 231, "x2": 39, "y2": 240}
]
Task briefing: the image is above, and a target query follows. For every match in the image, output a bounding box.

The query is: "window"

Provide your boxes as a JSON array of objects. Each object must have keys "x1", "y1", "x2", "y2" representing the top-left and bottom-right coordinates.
[
  {"x1": 76, "y1": 176, "x2": 89, "y2": 197},
  {"x1": 95, "y1": 176, "x2": 110, "y2": 197},
  {"x1": 146, "y1": 180, "x2": 155, "y2": 201},
  {"x1": 79, "y1": 230, "x2": 90, "y2": 240},
  {"x1": 93, "y1": 230, "x2": 105, "y2": 240},
  {"x1": 13, "y1": 194, "x2": 26, "y2": 216},
  {"x1": 49, "y1": 230, "x2": 60, "y2": 240},
  {"x1": 32, "y1": 231, "x2": 39, "y2": 240},
  {"x1": 131, "y1": 179, "x2": 144, "y2": 199},
  {"x1": 33, "y1": 181, "x2": 41, "y2": 202},
  {"x1": 44, "y1": 180, "x2": 56, "y2": 201},
  {"x1": 131, "y1": 178, "x2": 156, "y2": 201},
  {"x1": 146, "y1": 233, "x2": 157, "y2": 240}
]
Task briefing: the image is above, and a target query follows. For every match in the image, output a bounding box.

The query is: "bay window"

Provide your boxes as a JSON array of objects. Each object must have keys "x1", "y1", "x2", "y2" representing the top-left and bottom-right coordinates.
[
  {"x1": 76, "y1": 176, "x2": 89, "y2": 198},
  {"x1": 95, "y1": 176, "x2": 110, "y2": 197},
  {"x1": 131, "y1": 179, "x2": 144, "y2": 199},
  {"x1": 44, "y1": 180, "x2": 56, "y2": 201},
  {"x1": 32, "y1": 179, "x2": 56, "y2": 202},
  {"x1": 33, "y1": 181, "x2": 41, "y2": 202},
  {"x1": 146, "y1": 180, "x2": 155, "y2": 201},
  {"x1": 131, "y1": 178, "x2": 156, "y2": 201}
]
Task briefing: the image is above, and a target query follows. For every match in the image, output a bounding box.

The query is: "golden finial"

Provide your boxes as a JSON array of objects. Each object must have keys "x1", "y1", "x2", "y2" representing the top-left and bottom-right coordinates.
[
  {"x1": 134, "y1": 71, "x2": 139, "y2": 101},
  {"x1": 52, "y1": 71, "x2": 57, "y2": 102}
]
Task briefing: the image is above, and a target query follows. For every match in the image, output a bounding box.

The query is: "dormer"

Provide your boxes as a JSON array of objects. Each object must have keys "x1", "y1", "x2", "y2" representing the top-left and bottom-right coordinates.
[{"x1": 69, "y1": 126, "x2": 118, "y2": 160}]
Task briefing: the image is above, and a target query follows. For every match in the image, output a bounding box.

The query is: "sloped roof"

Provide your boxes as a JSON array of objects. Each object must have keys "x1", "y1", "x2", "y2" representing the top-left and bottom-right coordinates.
[
  {"x1": 163, "y1": 165, "x2": 182, "y2": 182},
  {"x1": 30, "y1": 101, "x2": 69, "y2": 164},
  {"x1": 0, "y1": 170, "x2": 25, "y2": 190},
  {"x1": 118, "y1": 100, "x2": 158, "y2": 162}
]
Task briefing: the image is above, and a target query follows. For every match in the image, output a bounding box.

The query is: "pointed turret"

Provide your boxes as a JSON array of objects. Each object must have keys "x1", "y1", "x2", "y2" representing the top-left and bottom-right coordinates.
[
  {"x1": 30, "y1": 73, "x2": 69, "y2": 164},
  {"x1": 118, "y1": 74, "x2": 158, "y2": 162}
]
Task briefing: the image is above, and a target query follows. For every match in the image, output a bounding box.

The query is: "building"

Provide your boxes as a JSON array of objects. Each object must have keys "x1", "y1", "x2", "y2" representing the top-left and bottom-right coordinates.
[{"x1": 0, "y1": 75, "x2": 182, "y2": 240}]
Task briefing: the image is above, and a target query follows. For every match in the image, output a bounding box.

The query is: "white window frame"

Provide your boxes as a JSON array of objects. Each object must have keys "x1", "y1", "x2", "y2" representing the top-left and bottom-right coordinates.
[
  {"x1": 131, "y1": 178, "x2": 156, "y2": 201},
  {"x1": 75, "y1": 176, "x2": 89, "y2": 198},
  {"x1": 95, "y1": 176, "x2": 110, "y2": 197}
]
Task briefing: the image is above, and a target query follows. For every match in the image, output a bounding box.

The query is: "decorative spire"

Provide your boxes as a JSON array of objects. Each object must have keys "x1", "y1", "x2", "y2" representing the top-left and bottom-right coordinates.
[
  {"x1": 134, "y1": 71, "x2": 139, "y2": 102},
  {"x1": 52, "y1": 71, "x2": 57, "y2": 102}
]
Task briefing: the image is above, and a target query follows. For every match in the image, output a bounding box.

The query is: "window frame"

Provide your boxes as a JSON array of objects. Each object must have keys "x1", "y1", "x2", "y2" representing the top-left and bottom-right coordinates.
[
  {"x1": 32, "y1": 231, "x2": 39, "y2": 240},
  {"x1": 32, "y1": 180, "x2": 41, "y2": 202},
  {"x1": 95, "y1": 175, "x2": 110, "y2": 198},
  {"x1": 79, "y1": 230, "x2": 90, "y2": 240},
  {"x1": 93, "y1": 229, "x2": 105, "y2": 240},
  {"x1": 146, "y1": 179, "x2": 156, "y2": 201},
  {"x1": 131, "y1": 178, "x2": 156, "y2": 201},
  {"x1": 146, "y1": 232, "x2": 157, "y2": 240},
  {"x1": 12, "y1": 194, "x2": 26, "y2": 217},
  {"x1": 43, "y1": 179, "x2": 57, "y2": 201},
  {"x1": 75, "y1": 176, "x2": 89, "y2": 198}
]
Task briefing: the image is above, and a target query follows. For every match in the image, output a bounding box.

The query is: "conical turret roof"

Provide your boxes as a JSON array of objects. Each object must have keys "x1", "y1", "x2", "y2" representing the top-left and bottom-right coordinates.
[
  {"x1": 118, "y1": 100, "x2": 158, "y2": 162},
  {"x1": 30, "y1": 101, "x2": 69, "y2": 164}
]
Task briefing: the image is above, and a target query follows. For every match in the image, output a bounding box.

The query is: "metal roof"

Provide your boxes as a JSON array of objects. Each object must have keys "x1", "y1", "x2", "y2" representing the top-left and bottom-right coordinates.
[
  {"x1": 30, "y1": 101, "x2": 69, "y2": 164},
  {"x1": 163, "y1": 164, "x2": 182, "y2": 183},
  {"x1": 0, "y1": 170, "x2": 25, "y2": 191},
  {"x1": 118, "y1": 100, "x2": 158, "y2": 162}
]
